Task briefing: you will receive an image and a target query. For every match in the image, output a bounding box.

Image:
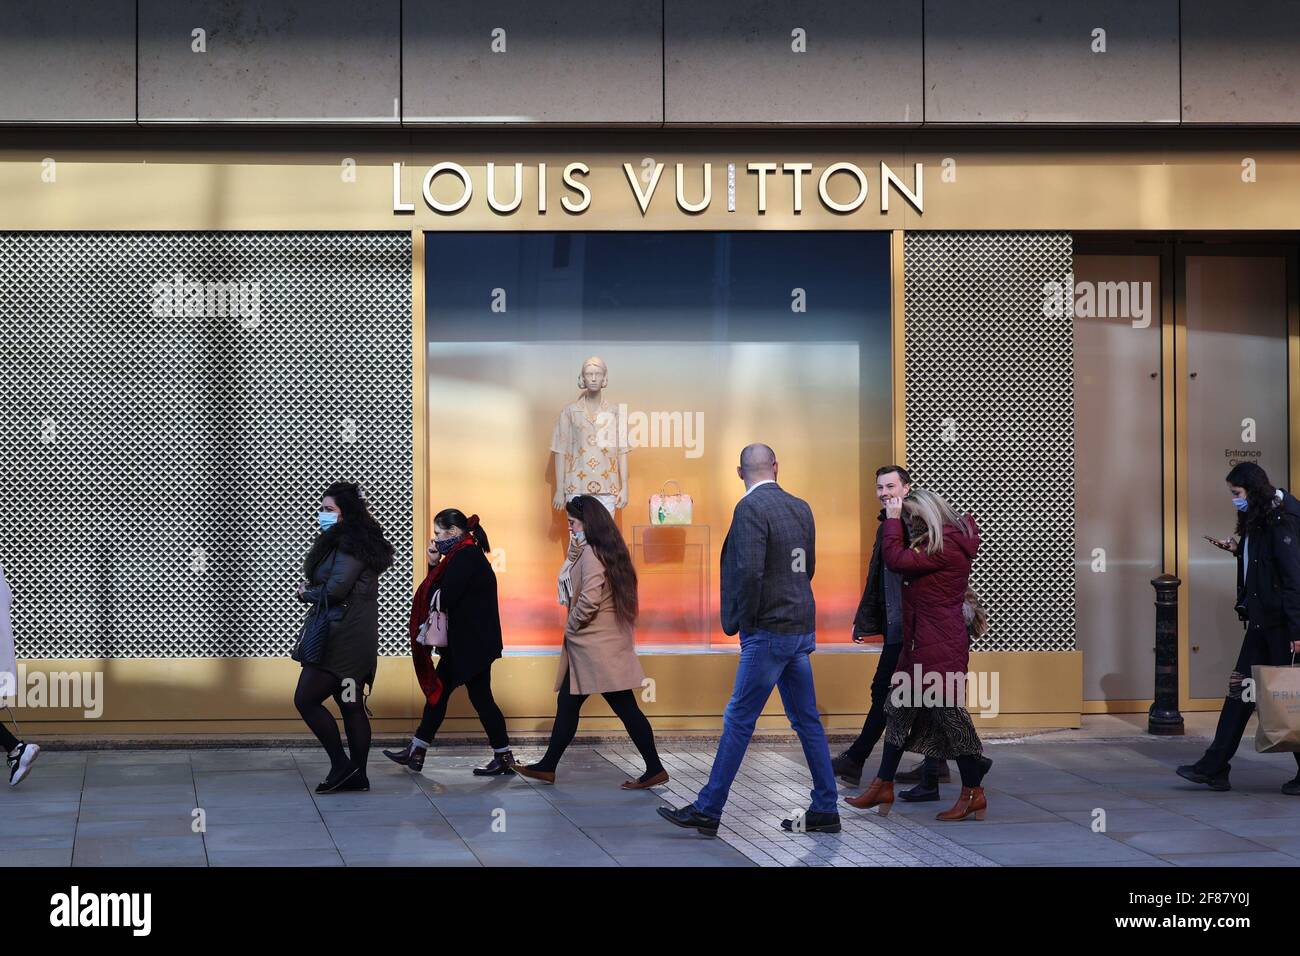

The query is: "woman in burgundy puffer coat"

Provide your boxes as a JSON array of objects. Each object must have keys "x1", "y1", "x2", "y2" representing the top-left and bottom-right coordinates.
[{"x1": 845, "y1": 487, "x2": 994, "y2": 822}]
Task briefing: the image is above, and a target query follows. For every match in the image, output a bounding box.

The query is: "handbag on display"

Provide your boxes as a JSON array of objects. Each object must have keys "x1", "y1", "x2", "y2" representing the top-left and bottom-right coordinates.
[
  {"x1": 649, "y1": 480, "x2": 693, "y2": 526},
  {"x1": 415, "y1": 589, "x2": 449, "y2": 648},
  {"x1": 1253, "y1": 655, "x2": 1300, "y2": 753},
  {"x1": 291, "y1": 551, "x2": 339, "y2": 664}
]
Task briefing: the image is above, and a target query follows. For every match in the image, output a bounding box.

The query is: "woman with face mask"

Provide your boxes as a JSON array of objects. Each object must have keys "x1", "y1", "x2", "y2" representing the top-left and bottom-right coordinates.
[
  {"x1": 294, "y1": 481, "x2": 394, "y2": 794},
  {"x1": 514, "y1": 495, "x2": 667, "y2": 788},
  {"x1": 383, "y1": 509, "x2": 514, "y2": 775},
  {"x1": 1180, "y1": 463, "x2": 1300, "y2": 795}
]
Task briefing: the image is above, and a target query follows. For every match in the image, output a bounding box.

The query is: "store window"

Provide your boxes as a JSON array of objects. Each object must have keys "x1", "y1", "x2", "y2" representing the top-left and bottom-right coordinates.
[{"x1": 425, "y1": 231, "x2": 891, "y2": 651}]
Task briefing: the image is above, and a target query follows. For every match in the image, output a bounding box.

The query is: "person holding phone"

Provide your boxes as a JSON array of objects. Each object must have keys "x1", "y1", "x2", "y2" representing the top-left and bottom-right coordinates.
[
  {"x1": 1178, "y1": 463, "x2": 1300, "y2": 795},
  {"x1": 383, "y1": 510, "x2": 514, "y2": 776}
]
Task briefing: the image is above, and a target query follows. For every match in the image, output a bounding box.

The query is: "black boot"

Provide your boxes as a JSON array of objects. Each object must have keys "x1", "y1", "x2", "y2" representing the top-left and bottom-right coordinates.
[
  {"x1": 473, "y1": 750, "x2": 517, "y2": 776},
  {"x1": 899, "y1": 763, "x2": 941, "y2": 802},
  {"x1": 1177, "y1": 763, "x2": 1231, "y2": 791},
  {"x1": 831, "y1": 750, "x2": 865, "y2": 786},
  {"x1": 1177, "y1": 695, "x2": 1253, "y2": 791},
  {"x1": 382, "y1": 738, "x2": 426, "y2": 772}
]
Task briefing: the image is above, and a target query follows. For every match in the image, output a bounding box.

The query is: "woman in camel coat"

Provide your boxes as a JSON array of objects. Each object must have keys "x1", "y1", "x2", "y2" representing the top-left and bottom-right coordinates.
[
  {"x1": 555, "y1": 539, "x2": 645, "y2": 695},
  {"x1": 515, "y1": 494, "x2": 667, "y2": 788}
]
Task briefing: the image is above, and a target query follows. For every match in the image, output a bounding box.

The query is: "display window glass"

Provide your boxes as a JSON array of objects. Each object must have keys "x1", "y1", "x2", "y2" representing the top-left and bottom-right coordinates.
[{"x1": 425, "y1": 231, "x2": 892, "y2": 650}]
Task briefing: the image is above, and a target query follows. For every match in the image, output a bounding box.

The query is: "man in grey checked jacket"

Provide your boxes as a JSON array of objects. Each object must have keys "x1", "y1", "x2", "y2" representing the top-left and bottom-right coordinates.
[{"x1": 657, "y1": 444, "x2": 840, "y2": 836}]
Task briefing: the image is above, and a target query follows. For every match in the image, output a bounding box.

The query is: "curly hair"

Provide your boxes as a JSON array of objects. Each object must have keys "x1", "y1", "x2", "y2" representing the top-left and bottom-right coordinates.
[{"x1": 321, "y1": 480, "x2": 395, "y2": 573}]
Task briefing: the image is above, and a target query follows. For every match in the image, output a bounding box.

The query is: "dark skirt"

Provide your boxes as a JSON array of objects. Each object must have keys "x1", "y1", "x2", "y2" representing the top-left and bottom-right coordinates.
[{"x1": 883, "y1": 697, "x2": 983, "y2": 759}]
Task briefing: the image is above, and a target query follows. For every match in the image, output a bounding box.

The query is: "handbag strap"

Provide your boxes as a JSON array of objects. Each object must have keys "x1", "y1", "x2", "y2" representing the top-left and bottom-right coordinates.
[
  {"x1": 316, "y1": 550, "x2": 340, "y2": 614},
  {"x1": 660, "y1": 480, "x2": 682, "y2": 496}
]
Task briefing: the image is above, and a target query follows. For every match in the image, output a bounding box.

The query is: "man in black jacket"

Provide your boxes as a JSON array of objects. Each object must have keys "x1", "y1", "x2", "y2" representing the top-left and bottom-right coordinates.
[
  {"x1": 658, "y1": 443, "x2": 840, "y2": 836},
  {"x1": 831, "y1": 465, "x2": 949, "y2": 800},
  {"x1": 1179, "y1": 464, "x2": 1300, "y2": 794}
]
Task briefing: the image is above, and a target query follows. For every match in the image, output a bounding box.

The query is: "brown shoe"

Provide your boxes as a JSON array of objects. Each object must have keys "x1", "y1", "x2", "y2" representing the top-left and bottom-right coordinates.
[
  {"x1": 621, "y1": 769, "x2": 669, "y2": 790},
  {"x1": 843, "y1": 777, "x2": 894, "y2": 815},
  {"x1": 513, "y1": 763, "x2": 556, "y2": 785},
  {"x1": 936, "y1": 786, "x2": 987, "y2": 821}
]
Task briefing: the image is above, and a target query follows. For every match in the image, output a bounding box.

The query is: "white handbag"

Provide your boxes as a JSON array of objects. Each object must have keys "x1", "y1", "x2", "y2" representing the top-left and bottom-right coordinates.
[
  {"x1": 649, "y1": 480, "x2": 693, "y2": 526},
  {"x1": 416, "y1": 589, "x2": 448, "y2": 648}
]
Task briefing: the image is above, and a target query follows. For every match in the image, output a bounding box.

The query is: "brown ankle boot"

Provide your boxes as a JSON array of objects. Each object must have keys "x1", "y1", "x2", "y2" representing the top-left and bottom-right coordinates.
[
  {"x1": 843, "y1": 777, "x2": 894, "y2": 815},
  {"x1": 936, "y1": 786, "x2": 986, "y2": 821}
]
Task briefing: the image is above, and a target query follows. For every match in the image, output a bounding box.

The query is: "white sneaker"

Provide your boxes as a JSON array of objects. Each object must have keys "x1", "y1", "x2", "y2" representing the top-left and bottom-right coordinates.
[{"x1": 7, "y1": 742, "x2": 39, "y2": 786}]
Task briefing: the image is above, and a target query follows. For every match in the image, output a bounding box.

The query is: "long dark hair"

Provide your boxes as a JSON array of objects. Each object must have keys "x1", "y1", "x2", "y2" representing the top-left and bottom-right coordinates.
[
  {"x1": 566, "y1": 495, "x2": 637, "y2": 631},
  {"x1": 321, "y1": 481, "x2": 394, "y2": 573},
  {"x1": 433, "y1": 508, "x2": 490, "y2": 552},
  {"x1": 1226, "y1": 462, "x2": 1277, "y2": 538}
]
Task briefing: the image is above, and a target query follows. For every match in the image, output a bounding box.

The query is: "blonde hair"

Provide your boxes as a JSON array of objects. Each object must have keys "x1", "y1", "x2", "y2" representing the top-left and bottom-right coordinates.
[{"x1": 903, "y1": 487, "x2": 973, "y2": 555}]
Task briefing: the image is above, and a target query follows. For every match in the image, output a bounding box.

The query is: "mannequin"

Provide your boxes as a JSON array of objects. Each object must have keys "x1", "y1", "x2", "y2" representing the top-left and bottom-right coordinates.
[{"x1": 551, "y1": 356, "x2": 629, "y2": 516}]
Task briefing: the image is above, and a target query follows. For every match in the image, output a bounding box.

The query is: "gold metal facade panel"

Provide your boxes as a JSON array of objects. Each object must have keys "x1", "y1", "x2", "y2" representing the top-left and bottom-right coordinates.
[
  {"x1": 11, "y1": 651, "x2": 1082, "y2": 730},
  {"x1": 4, "y1": 133, "x2": 1300, "y2": 230}
]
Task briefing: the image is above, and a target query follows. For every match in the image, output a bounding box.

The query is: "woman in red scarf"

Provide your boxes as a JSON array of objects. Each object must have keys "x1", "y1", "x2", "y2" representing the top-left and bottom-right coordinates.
[{"x1": 382, "y1": 509, "x2": 514, "y2": 775}]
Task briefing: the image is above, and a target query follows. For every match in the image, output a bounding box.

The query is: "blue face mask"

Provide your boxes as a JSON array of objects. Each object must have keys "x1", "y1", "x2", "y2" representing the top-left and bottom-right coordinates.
[
  {"x1": 572, "y1": 531, "x2": 586, "y2": 545},
  {"x1": 434, "y1": 532, "x2": 465, "y2": 555},
  {"x1": 1232, "y1": 497, "x2": 1249, "y2": 513},
  {"x1": 317, "y1": 510, "x2": 339, "y2": 531}
]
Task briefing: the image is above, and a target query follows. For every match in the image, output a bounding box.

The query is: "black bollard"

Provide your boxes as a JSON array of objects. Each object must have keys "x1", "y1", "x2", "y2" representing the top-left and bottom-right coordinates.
[{"x1": 1148, "y1": 574, "x2": 1185, "y2": 736}]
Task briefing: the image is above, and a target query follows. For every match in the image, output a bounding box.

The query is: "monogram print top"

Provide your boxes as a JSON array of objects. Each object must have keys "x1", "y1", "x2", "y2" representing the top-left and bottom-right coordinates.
[{"x1": 550, "y1": 397, "x2": 630, "y2": 496}]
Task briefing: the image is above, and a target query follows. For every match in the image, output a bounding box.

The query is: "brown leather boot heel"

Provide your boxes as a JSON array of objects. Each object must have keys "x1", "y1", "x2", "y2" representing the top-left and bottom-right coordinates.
[
  {"x1": 936, "y1": 786, "x2": 987, "y2": 821},
  {"x1": 843, "y1": 777, "x2": 894, "y2": 815}
]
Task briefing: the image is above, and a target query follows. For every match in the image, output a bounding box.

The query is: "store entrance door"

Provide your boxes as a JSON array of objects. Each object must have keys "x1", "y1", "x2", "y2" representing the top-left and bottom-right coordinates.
[
  {"x1": 1074, "y1": 238, "x2": 1296, "y2": 710},
  {"x1": 1179, "y1": 247, "x2": 1294, "y2": 703}
]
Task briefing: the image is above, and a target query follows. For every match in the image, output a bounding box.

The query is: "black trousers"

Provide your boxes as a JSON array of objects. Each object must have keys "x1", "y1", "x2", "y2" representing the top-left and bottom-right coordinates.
[
  {"x1": 845, "y1": 641, "x2": 945, "y2": 776},
  {"x1": 1201, "y1": 622, "x2": 1300, "y2": 775},
  {"x1": 533, "y1": 670, "x2": 662, "y2": 775},
  {"x1": 416, "y1": 660, "x2": 509, "y2": 750},
  {"x1": 0, "y1": 722, "x2": 17, "y2": 753}
]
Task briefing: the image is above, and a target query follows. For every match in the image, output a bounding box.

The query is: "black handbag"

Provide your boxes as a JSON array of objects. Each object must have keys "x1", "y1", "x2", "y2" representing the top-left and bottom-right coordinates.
[{"x1": 292, "y1": 550, "x2": 339, "y2": 664}]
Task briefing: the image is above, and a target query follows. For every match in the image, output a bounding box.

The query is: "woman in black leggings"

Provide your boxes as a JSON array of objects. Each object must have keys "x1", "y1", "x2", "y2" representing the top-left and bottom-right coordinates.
[
  {"x1": 384, "y1": 510, "x2": 514, "y2": 775},
  {"x1": 515, "y1": 495, "x2": 666, "y2": 788},
  {"x1": 294, "y1": 481, "x2": 394, "y2": 794}
]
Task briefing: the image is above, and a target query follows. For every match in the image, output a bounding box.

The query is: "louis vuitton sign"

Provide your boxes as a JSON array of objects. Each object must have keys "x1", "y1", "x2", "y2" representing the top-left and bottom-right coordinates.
[{"x1": 392, "y1": 160, "x2": 923, "y2": 217}]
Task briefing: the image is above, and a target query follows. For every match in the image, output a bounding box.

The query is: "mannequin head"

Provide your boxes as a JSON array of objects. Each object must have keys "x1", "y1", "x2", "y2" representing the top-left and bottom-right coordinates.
[{"x1": 577, "y1": 356, "x2": 608, "y2": 394}]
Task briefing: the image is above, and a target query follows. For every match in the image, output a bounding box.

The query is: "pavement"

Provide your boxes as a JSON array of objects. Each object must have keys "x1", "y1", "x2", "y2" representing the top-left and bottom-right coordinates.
[{"x1": 2, "y1": 715, "x2": 1299, "y2": 867}]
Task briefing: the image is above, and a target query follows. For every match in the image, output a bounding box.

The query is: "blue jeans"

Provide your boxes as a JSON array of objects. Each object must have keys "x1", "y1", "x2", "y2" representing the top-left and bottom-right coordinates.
[{"x1": 693, "y1": 630, "x2": 839, "y2": 819}]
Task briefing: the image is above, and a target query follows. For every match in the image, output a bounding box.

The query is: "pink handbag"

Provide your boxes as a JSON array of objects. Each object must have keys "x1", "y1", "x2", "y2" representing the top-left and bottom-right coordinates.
[
  {"x1": 649, "y1": 480, "x2": 692, "y2": 526},
  {"x1": 415, "y1": 589, "x2": 448, "y2": 648}
]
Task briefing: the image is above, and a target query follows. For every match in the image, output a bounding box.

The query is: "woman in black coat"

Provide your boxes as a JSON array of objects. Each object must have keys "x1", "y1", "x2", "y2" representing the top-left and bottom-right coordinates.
[
  {"x1": 1179, "y1": 462, "x2": 1300, "y2": 795},
  {"x1": 383, "y1": 509, "x2": 514, "y2": 775},
  {"x1": 294, "y1": 481, "x2": 395, "y2": 794}
]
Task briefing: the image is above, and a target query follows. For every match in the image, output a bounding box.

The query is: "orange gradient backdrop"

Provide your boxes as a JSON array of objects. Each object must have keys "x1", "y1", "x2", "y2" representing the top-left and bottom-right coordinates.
[{"x1": 427, "y1": 340, "x2": 867, "y2": 649}]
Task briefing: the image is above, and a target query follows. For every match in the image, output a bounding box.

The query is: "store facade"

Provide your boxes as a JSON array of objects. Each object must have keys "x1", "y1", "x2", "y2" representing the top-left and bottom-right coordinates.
[{"x1": 1, "y1": 128, "x2": 1297, "y2": 734}]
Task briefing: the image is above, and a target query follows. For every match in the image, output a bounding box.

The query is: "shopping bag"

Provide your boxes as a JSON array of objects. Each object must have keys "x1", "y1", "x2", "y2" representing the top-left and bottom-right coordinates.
[
  {"x1": 649, "y1": 480, "x2": 692, "y2": 526},
  {"x1": 1252, "y1": 658, "x2": 1300, "y2": 753}
]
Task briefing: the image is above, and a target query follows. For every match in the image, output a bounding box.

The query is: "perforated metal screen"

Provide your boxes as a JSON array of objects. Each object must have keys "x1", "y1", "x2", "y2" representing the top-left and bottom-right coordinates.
[
  {"x1": 903, "y1": 232, "x2": 1076, "y2": 652},
  {"x1": 0, "y1": 232, "x2": 413, "y2": 658}
]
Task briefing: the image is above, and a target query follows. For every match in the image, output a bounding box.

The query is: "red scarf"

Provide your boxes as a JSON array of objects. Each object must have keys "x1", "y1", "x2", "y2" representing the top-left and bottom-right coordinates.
[{"x1": 409, "y1": 515, "x2": 482, "y2": 707}]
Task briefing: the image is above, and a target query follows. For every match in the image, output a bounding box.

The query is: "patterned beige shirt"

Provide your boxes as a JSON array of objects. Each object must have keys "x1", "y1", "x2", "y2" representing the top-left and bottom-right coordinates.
[{"x1": 550, "y1": 397, "x2": 630, "y2": 497}]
